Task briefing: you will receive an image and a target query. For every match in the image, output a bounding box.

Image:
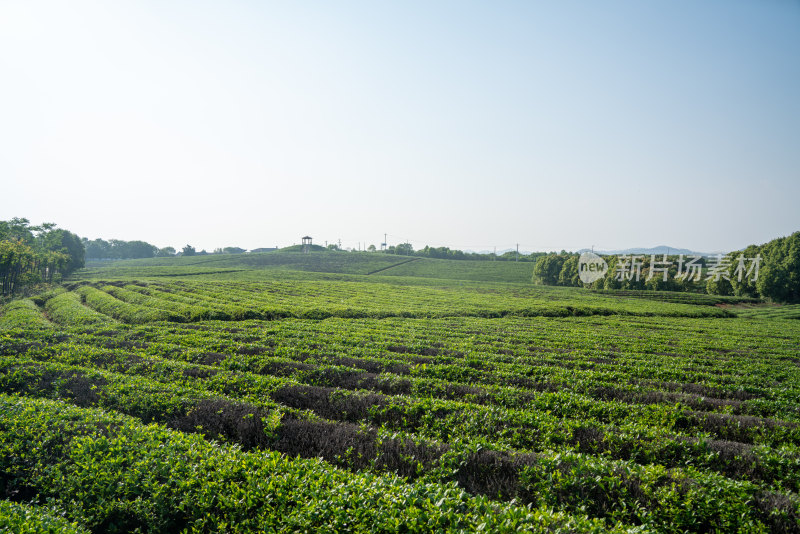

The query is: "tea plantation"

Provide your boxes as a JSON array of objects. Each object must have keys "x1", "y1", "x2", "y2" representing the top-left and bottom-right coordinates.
[{"x1": 1, "y1": 252, "x2": 799, "y2": 532}]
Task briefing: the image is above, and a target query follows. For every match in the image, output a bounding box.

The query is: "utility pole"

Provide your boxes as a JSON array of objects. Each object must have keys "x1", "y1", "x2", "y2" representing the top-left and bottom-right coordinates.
[
  {"x1": 516, "y1": 243, "x2": 519, "y2": 262},
  {"x1": 493, "y1": 246, "x2": 496, "y2": 260}
]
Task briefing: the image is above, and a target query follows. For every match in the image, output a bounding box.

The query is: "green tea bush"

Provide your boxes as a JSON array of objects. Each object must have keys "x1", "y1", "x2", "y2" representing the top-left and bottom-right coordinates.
[
  {"x1": 44, "y1": 292, "x2": 116, "y2": 326},
  {"x1": 77, "y1": 286, "x2": 180, "y2": 324},
  {"x1": 0, "y1": 300, "x2": 51, "y2": 330},
  {"x1": 0, "y1": 395, "x2": 613, "y2": 533},
  {"x1": 0, "y1": 500, "x2": 89, "y2": 534}
]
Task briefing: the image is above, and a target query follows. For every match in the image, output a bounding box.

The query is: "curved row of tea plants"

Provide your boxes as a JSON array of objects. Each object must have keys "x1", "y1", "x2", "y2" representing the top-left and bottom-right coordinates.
[
  {"x1": 1, "y1": 356, "x2": 798, "y2": 532},
  {"x1": 42, "y1": 278, "x2": 737, "y2": 325},
  {"x1": 1, "y1": 394, "x2": 614, "y2": 533},
  {"x1": 5, "y1": 329, "x2": 800, "y2": 500}
]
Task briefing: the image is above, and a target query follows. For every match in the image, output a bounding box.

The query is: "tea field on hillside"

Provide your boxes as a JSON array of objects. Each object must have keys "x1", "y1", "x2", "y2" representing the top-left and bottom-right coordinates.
[
  {"x1": 1, "y1": 255, "x2": 799, "y2": 532},
  {"x1": 78, "y1": 250, "x2": 566, "y2": 285}
]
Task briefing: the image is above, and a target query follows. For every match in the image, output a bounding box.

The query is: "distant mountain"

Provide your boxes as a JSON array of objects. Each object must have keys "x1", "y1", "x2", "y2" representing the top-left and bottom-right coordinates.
[
  {"x1": 578, "y1": 246, "x2": 712, "y2": 256},
  {"x1": 455, "y1": 246, "x2": 721, "y2": 256}
]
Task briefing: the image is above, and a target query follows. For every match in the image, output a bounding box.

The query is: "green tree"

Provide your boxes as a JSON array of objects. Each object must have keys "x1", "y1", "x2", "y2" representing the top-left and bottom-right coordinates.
[
  {"x1": 557, "y1": 255, "x2": 580, "y2": 286},
  {"x1": 644, "y1": 259, "x2": 678, "y2": 291},
  {"x1": 156, "y1": 247, "x2": 176, "y2": 257},
  {"x1": 706, "y1": 275, "x2": 733, "y2": 296},
  {"x1": 0, "y1": 240, "x2": 34, "y2": 296},
  {"x1": 734, "y1": 231, "x2": 800, "y2": 303},
  {"x1": 756, "y1": 264, "x2": 790, "y2": 302},
  {"x1": 395, "y1": 243, "x2": 414, "y2": 256},
  {"x1": 0, "y1": 219, "x2": 82, "y2": 295},
  {"x1": 533, "y1": 254, "x2": 566, "y2": 285},
  {"x1": 0, "y1": 217, "x2": 35, "y2": 244},
  {"x1": 83, "y1": 238, "x2": 112, "y2": 259},
  {"x1": 728, "y1": 246, "x2": 761, "y2": 297},
  {"x1": 603, "y1": 275, "x2": 621, "y2": 290},
  {"x1": 182, "y1": 245, "x2": 196, "y2": 256},
  {"x1": 52, "y1": 230, "x2": 85, "y2": 272},
  {"x1": 124, "y1": 240, "x2": 157, "y2": 259}
]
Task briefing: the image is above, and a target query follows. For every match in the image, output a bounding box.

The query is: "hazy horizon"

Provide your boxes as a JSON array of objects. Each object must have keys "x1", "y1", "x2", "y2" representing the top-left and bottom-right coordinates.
[{"x1": 2, "y1": 1, "x2": 798, "y2": 253}]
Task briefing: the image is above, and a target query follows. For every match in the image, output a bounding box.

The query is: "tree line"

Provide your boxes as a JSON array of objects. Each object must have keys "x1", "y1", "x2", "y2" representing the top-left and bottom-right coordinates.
[
  {"x1": 0, "y1": 218, "x2": 84, "y2": 297},
  {"x1": 84, "y1": 239, "x2": 254, "y2": 259},
  {"x1": 9, "y1": 217, "x2": 797, "y2": 303},
  {"x1": 532, "y1": 231, "x2": 800, "y2": 303},
  {"x1": 380, "y1": 243, "x2": 548, "y2": 262},
  {"x1": 83, "y1": 238, "x2": 175, "y2": 259}
]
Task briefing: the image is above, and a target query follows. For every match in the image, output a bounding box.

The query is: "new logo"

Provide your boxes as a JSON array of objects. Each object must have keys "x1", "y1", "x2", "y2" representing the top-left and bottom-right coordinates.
[{"x1": 578, "y1": 252, "x2": 608, "y2": 283}]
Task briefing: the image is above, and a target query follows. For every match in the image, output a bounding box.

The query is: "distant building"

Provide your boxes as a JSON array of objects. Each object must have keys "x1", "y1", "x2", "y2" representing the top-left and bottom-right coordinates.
[{"x1": 302, "y1": 236, "x2": 313, "y2": 254}]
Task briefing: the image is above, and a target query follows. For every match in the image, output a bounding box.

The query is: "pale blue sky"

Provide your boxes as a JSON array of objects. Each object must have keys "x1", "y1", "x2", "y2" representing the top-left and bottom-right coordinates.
[{"x1": 2, "y1": 1, "x2": 798, "y2": 253}]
